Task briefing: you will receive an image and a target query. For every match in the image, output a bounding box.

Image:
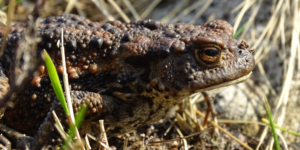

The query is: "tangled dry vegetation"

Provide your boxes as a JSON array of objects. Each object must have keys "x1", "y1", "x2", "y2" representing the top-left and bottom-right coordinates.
[{"x1": 0, "y1": 0, "x2": 299, "y2": 149}]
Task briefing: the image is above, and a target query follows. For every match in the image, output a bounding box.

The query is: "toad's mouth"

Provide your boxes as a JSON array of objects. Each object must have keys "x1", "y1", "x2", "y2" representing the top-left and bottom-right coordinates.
[{"x1": 196, "y1": 72, "x2": 252, "y2": 93}]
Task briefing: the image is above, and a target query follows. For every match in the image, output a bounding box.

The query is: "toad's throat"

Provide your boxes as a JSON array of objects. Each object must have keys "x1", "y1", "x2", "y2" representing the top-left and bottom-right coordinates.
[
  {"x1": 196, "y1": 72, "x2": 252, "y2": 93},
  {"x1": 176, "y1": 72, "x2": 252, "y2": 97}
]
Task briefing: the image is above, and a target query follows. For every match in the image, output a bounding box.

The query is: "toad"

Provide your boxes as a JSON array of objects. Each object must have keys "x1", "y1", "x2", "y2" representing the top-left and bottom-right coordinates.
[{"x1": 0, "y1": 14, "x2": 255, "y2": 148}]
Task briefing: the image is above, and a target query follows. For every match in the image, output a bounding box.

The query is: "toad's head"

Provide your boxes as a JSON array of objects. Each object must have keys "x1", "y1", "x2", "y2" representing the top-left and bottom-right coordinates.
[{"x1": 146, "y1": 20, "x2": 255, "y2": 98}]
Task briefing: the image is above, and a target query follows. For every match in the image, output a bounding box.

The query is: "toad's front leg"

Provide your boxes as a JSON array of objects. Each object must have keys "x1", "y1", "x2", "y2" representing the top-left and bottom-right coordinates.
[
  {"x1": 0, "y1": 63, "x2": 11, "y2": 149},
  {"x1": 29, "y1": 91, "x2": 111, "y2": 149},
  {"x1": 30, "y1": 90, "x2": 152, "y2": 149}
]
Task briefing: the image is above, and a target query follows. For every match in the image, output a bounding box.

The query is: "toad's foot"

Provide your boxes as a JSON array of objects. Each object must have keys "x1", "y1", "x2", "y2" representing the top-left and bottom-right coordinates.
[{"x1": 0, "y1": 123, "x2": 32, "y2": 149}]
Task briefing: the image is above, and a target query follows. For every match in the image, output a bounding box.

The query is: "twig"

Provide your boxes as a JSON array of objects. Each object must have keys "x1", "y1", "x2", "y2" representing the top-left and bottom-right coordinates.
[
  {"x1": 163, "y1": 119, "x2": 176, "y2": 136},
  {"x1": 0, "y1": 134, "x2": 11, "y2": 150},
  {"x1": 91, "y1": 0, "x2": 114, "y2": 21},
  {"x1": 59, "y1": 29, "x2": 83, "y2": 147},
  {"x1": 140, "y1": 0, "x2": 161, "y2": 19},
  {"x1": 238, "y1": 0, "x2": 262, "y2": 40},
  {"x1": 123, "y1": 134, "x2": 129, "y2": 150},
  {"x1": 100, "y1": 142, "x2": 111, "y2": 150},
  {"x1": 99, "y1": 120, "x2": 109, "y2": 149},
  {"x1": 85, "y1": 135, "x2": 91, "y2": 150},
  {"x1": 160, "y1": 0, "x2": 190, "y2": 23},
  {"x1": 174, "y1": 123, "x2": 188, "y2": 150},
  {"x1": 123, "y1": 0, "x2": 140, "y2": 20},
  {"x1": 52, "y1": 111, "x2": 65, "y2": 134},
  {"x1": 232, "y1": 0, "x2": 255, "y2": 33},
  {"x1": 195, "y1": 110, "x2": 253, "y2": 150},
  {"x1": 0, "y1": 0, "x2": 15, "y2": 56},
  {"x1": 171, "y1": 0, "x2": 205, "y2": 23},
  {"x1": 267, "y1": 1, "x2": 299, "y2": 149},
  {"x1": 218, "y1": 119, "x2": 266, "y2": 126},
  {"x1": 252, "y1": 0, "x2": 283, "y2": 51},
  {"x1": 107, "y1": 0, "x2": 130, "y2": 22},
  {"x1": 149, "y1": 129, "x2": 212, "y2": 144},
  {"x1": 189, "y1": 0, "x2": 213, "y2": 24},
  {"x1": 231, "y1": 0, "x2": 246, "y2": 13},
  {"x1": 64, "y1": 0, "x2": 76, "y2": 14}
]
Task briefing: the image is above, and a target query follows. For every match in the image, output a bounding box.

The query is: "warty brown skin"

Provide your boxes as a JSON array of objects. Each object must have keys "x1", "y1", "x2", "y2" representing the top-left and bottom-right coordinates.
[{"x1": 0, "y1": 14, "x2": 255, "y2": 147}]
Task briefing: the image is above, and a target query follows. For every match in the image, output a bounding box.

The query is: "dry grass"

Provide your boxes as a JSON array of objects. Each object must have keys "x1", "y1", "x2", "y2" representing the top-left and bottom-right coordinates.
[{"x1": 0, "y1": 0, "x2": 299, "y2": 149}]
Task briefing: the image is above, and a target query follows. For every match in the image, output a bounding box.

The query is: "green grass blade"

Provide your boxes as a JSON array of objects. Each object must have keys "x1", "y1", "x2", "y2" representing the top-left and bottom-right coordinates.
[
  {"x1": 264, "y1": 99, "x2": 280, "y2": 150},
  {"x1": 69, "y1": 105, "x2": 87, "y2": 139},
  {"x1": 75, "y1": 105, "x2": 87, "y2": 128},
  {"x1": 232, "y1": 21, "x2": 248, "y2": 39},
  {"x1": 1, "y1": 0, "x2": 23, "y2": 11},
  {"x1": 262, "y1": 118, "x2": 300, "y2": 137},
  {"x1": 43, "y1": 50, "x2": 70, "y2": 115},
  {"x1": 63, "y1": 105, "x2": 86, "y2": 149}
]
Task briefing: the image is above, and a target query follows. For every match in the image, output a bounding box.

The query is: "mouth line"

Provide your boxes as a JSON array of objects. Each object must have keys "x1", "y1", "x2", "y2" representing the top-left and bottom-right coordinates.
[{"x1": 196, "y1": 71, "x2": 252, "y2": 93}]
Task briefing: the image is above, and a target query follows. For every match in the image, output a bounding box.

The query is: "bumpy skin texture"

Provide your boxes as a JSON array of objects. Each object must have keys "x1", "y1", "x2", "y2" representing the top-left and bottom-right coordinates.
[{"x1": 0, "y1": 14, "x2": 255, "y2": 147}]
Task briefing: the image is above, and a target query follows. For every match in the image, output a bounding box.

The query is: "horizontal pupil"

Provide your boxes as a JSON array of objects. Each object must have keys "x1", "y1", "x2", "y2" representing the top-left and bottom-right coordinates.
[{"x1": 204, "y1": 49, "x2": 219, "y2": 57}]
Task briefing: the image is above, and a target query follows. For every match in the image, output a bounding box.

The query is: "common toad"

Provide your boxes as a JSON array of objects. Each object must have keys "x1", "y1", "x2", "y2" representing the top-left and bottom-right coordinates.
[{"x1": 0, "y1": 14, "x2": 255, "y2": 148}]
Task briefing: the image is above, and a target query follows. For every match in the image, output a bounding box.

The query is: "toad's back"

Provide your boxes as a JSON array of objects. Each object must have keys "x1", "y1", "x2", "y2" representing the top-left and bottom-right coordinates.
[{"x1": 0, "y1": 14, "x2": 255, "y2": 139}]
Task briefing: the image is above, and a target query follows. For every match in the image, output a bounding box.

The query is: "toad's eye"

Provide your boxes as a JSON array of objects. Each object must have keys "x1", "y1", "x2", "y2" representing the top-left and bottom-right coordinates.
[
  {"x1": 194, "y1": 46, "x2": 222, "y2": 68},
  {"x1": 200, "y1": 47, "x2": 220, "y2": 63}
]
